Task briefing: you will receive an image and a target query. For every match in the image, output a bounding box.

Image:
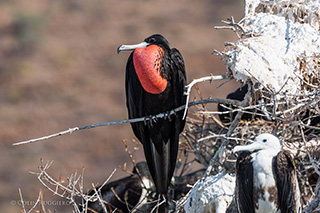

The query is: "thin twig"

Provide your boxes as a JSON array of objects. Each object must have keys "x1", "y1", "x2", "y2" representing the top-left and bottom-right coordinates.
[
  {"x1": 151, "y1": 195, "x2": 166, "y2": 213},
  {"x1": 183, "y1": 74, "x2": 230, "y2": 119},
  {"x1": 176, "y1": 85, "x2": 252, "y2": 211},
  {"x1": 92, "y1": 186, "x2": 108, "y2": 213},
  {"x1": 205, "y1": 83, "x2": 251, "y2": 176},
  {"x1": 13, "y1": 127, "x2": 79, "y2": 146},
  {"x1": 18, "y1": 188, "x2": 27, "y2": 213},
  {"x1": 214, "y1": 16, "x2": 247, "y2": 39},
  {"x1": 13, "y1": 97, "x2": 240, "y2": 146}
]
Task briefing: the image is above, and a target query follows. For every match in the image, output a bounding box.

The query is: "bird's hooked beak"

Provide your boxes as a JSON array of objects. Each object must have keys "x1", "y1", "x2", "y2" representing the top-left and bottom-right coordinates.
[
  {"x1": 117, "y1": 41, "x2": 149, "y2": 54},
  {"x1": 233, "y1": 142, "x2": 262, "y2": 154}
]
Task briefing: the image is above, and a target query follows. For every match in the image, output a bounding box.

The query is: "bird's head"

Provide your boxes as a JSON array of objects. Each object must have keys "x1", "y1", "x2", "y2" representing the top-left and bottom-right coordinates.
[
  {"x1": 117, "y1": 34, "x2": 169, "y2": 53},
  {"x1": 233, "y1": 133, "x2": 281, "y2": 154},
  {"x1": 117, "y1": 34, "x2": 171, "y2": 94}
]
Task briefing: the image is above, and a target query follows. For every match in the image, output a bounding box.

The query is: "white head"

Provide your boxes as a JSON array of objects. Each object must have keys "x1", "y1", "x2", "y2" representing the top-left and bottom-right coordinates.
[{"x1": 233, "y1": 133, "x2": 281, "y2": 154}]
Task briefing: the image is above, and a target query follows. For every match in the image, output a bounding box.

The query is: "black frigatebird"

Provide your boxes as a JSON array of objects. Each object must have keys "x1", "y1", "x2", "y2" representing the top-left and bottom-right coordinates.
[
  {"x1": 218, "y1": 85, "x2": 320, "y2": 134},
  {"x1": 79, "y1": 162, "x2": 205, "y2": 212},
  {"x1": 218, "y1": 84, "x2": 252, "y2": 124},
  {"x1": 233, "y1": 133, "x2": 301, "y2": 213},
  {"x1": 218, "y1": 84, "x2": 271, "y2": 124},
  {"x1": 81, "y1": 162, "x2": 153, "y2": 213},
  {"x1": 117, "y1": 34, "x2": 187, "y2": 200}
]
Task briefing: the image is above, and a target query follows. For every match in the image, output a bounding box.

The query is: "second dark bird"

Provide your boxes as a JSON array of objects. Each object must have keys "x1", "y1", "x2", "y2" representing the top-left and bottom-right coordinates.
[{"x1": 117, "y1": 34, "x2": 187, "y2": 198}]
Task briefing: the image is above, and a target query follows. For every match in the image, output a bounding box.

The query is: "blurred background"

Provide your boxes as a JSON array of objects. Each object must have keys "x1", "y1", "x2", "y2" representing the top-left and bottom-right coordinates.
[{"x1": 0, "y1": 0, "x2": 244, "y2": 211}]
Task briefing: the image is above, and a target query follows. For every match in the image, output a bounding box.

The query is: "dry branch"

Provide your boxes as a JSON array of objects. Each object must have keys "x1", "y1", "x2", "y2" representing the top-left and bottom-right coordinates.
[{"x1": 13, "y1": 75, "x2": 239, "y2": 147}]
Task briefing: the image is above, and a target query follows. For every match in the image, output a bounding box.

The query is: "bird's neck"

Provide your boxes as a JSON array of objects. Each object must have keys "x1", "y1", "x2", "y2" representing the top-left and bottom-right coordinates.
[
  {"x1": 251, "y1": 150, "x2": 278, "y2": 187},
  {"x1": 133, "y1": 45, "x2": 168, "y2": 94}
]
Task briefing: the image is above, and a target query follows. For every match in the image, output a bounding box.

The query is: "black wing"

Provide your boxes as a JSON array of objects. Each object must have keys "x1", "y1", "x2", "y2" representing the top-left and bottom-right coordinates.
[
  {"x1": 147, "y1": 47, "x2": 187, "y2": 194},
  {"x1": 218, "y1": 84, "x2": 249, "y2": 124},
  {"x1": 125, "y1": 48, "x2": 187, "y2": 196},
  {"x1": 165, "y1": 47, "x2": 187, "y2": 190},
  {"x1": 170, "y1": 47, "x2": 187, "y2": 132},
  {"x1": 236, "y1": 151, "x2": 254, "y2": 213},
  {"x1": 86, "y1": 175, "x2": 142, "y2": 213},
  {"x1": 273, "y1": 150, "x2": 300, "y2": 213}
]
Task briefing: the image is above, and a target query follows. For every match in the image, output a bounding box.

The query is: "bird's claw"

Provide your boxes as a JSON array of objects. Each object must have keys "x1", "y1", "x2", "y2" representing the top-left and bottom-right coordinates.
[
  {"x1": 144, "y1": 115, "x2": 157, "y2": 127},
  {"x1": 164, "y1": 110, "x2": 173, "y2": 122}
]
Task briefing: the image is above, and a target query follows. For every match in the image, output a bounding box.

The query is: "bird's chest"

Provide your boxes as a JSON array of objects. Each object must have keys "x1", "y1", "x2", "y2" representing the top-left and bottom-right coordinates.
[
  {"x1": 144, "y1": 83, "x2": 174, "y2": 114},
  {"x1": 252, "y1": 152, "x2": 279, "y2": 213},
  {"x1": 252, "y1": 152, "x2": 274, "y2": 187}
]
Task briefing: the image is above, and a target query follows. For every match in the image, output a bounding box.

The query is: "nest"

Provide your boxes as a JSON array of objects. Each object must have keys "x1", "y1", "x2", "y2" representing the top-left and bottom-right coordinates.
[
  {"x1": 183, "y1": 82, "x2": 320, "y2": 208},
  {"x1": 181, "y1": 1, "x2": 320, "y2": 209}
]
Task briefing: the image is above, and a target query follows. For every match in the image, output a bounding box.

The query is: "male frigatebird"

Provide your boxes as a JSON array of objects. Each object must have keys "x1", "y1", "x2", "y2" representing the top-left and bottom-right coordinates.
[
  {"x1": 233, "y1": 133, "x2": 301, "y2": 213},
  {"x1": 117, "y1": 34, "x2": 187, "y2": 199}
]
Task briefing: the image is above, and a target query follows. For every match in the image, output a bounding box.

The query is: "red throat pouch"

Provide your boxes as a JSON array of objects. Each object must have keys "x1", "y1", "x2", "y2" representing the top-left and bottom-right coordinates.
[{"x1": 133, "y1": 45, "x2": 168, "y2": 94}]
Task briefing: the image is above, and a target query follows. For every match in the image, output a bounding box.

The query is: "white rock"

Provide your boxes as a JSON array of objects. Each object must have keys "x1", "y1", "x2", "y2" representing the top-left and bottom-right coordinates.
[
  {"x1": 223, "y1": 12, "x2": 320, "y2": 94},
  {"x1": 184, "y1": 173, "x2": 235, "y2": 213},
  {"x1": 220, "y1": 0, "x2": 320, "y2": 97}
]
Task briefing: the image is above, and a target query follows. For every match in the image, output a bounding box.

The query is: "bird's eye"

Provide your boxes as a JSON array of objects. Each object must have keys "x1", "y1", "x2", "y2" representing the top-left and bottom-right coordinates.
[
  {"x1": 262, "y1": 139, "x2": 267, "y2": 143},
  {"x1": 149, "y1": 38, "x2": 156, "y2": 43}
]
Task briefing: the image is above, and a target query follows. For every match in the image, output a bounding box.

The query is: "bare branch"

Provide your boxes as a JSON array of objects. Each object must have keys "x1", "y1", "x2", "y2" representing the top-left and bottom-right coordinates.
[
  {"x1": 214, "y1": 16, "x2": 247, "y2": 39},
  {"x1": 13, "y1": 97, "x2": 240, "y2": 146},
  {"x1": 183, "y1": 74, "x2": 230, "y2": 119},
  {"x1": 18, "y1": 188, "x2": 27, "y2": 213},
  {"x1": 13, "y1": 127, "x2": 79, "y2": 146}
]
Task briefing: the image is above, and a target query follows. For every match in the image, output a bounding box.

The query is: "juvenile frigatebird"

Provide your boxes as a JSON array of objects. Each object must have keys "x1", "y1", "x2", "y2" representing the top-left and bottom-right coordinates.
[
  {"x1": 117, "y1": 34, "x2": 187, "y2": 200},
  {"x1": 233, "y1": 133, "x2": 301, "y2": 213}
]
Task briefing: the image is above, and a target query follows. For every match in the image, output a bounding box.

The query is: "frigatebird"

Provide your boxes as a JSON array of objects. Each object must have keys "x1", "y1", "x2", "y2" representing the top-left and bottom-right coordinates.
[
  {"x1": 233, "y1": 133, "x2": 301, "y2": 213},
  {"x1": 218, "y1": 84, "x2": 252, "y2": 124},
  {"x1": 81, "y1": 162, "x2": 153, "y2": 213},
  {"x1": 218, "y1": 85, "x2": 320, "y2": 134},
  {"x1": 117, "y1": 35, "x2": 187, "y2": 200},
  {"x1": 80, "y1": 162, "x2": 205, "y2": 212},
  {"x1": 218, "y1": 84, "x2": 270, "y2": 125}
]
